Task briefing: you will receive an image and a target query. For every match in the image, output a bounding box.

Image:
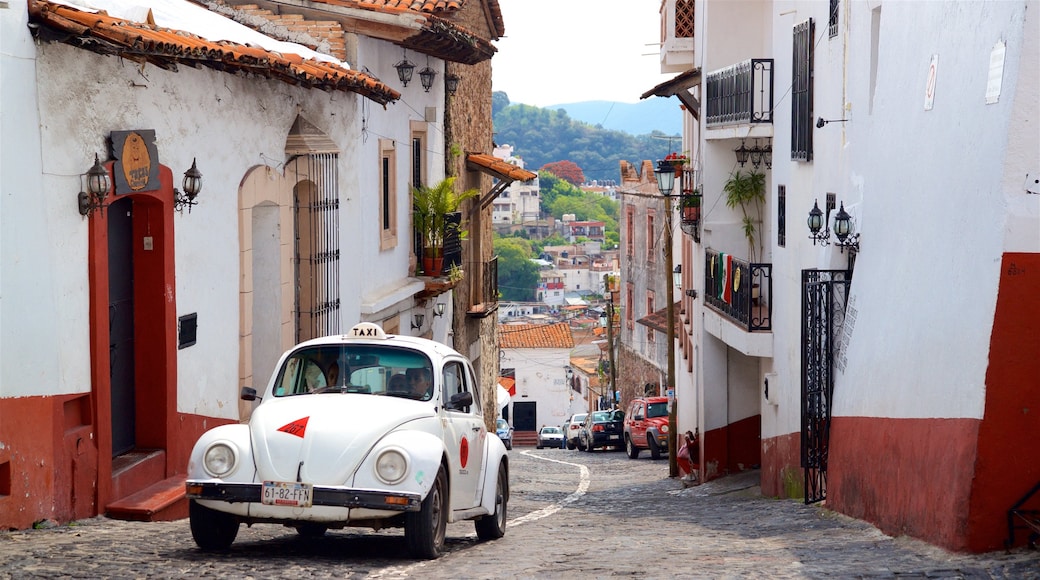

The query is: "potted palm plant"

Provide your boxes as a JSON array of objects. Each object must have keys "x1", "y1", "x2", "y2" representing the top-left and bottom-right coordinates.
[
  {"x1": 413, "y1": 177, "x2": 478, "y2": 276},
  {"x1": 723, "y1": 170, "x2": 766, "y2": 262}
]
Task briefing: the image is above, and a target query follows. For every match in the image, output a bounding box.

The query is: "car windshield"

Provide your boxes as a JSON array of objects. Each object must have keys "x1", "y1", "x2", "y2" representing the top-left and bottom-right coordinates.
[
  {"x1": 541, "y1": 427, "x2": 561, "y2": 434},
  {"x1": 646, "y1": 402, "x2": 668, "y2": 418},
  {"x1": 572, "y1": 414, "x2": 587, "y2": 424},
  {"x1": 273, "y1": 344, "x2": 434, "y2": 401},
  {"x1": 497, "y1": 419, "x2": 509, "y2": 430}
]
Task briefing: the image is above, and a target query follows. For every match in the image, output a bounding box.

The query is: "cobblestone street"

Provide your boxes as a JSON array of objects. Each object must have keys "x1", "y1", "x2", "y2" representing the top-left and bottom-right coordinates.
[{"x1": 2, "y1": 448, "x2": 1037, "y2": 579}]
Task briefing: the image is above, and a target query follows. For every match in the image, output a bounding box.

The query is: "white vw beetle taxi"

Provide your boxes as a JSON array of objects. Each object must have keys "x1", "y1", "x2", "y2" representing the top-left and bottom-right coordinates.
[{"x1": 185, "y1": 323, "x2": 509, "y2": 559}]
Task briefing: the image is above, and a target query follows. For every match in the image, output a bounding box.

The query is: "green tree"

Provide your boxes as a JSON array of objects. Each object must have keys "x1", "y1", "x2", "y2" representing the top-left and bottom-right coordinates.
[
  {"x1": 495, "y1": 237, "x2": 540, "y2": 301},
  {"x1": 492, "y1": 95, "x2": 679, "y2": 184},
  {"x1": 492, "y1": 92, "x2": 510, "y2": 117}
]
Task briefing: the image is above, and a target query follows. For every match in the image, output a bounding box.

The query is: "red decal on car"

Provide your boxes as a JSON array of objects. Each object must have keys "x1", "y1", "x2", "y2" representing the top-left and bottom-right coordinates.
[
  {"x1": 277, "y1": 417, "x2": 309, "y2": 438},
  {"x1": 460, "y1": 437, "x2": 469, "y2": 468}
]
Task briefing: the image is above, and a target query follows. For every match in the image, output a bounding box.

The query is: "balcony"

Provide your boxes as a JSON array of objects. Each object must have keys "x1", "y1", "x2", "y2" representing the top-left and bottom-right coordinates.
[
  {"x1": 466, "y1": 256, "x2": 499, "y2": 319},
  {"x1": 659, "y1": 0, "x2": 695, "y2": 73},
  {"x1": 704, "y1": 249, "x2": 771, "y2": 332},
  {"x1": 678, "y1": 167, "x2": 701, "y2": 243},
  {"x1": 705, "y1": 59, "x2": 774, "y2": 127}
]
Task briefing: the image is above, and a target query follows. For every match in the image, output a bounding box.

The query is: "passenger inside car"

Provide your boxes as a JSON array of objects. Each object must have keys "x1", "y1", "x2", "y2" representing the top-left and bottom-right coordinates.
[
  {"x1": 387, "y1": 373, "x2": 409, "y2": 395},
  {"x1": 405, "y1": 367, "x2": 432, "y2": 400}
]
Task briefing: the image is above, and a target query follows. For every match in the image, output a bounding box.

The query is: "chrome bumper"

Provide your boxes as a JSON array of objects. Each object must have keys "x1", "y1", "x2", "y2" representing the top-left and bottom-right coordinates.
[{"x1": 185, "y1": 481, "x2": 421, "y2": 512}]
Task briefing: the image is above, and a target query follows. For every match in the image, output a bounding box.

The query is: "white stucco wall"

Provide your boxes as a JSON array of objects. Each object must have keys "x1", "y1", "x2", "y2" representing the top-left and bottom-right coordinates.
[
  {"x1": 501, "y1": 347, "x2": 574, "y2": 429},
  {"x1": 833, "y1": 0, "x2": 1036, "y2": 420},
  {"x1": 0, "y1": 3, "x2": 82, "y2": 397},
  {"x1": 2, "y1": 9, "x2": 445, "y2": 421},
  {"x1": 690, "y1": 0, "x2": 1037, "y2": 442}
]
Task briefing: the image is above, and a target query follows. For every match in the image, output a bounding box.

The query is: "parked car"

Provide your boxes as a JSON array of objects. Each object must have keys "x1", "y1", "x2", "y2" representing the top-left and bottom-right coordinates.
[
  {"x1": 496, "y1": 418, "x2": 514, "y2": 450},
  {"x1": 536, "y1": 426, "x2": 564, "y2": 449},
  {"x1": 185, "y1": 322, "x2": 509, "y2": 560},
  {"x1": 579, "y1": 409, "x2": 625, "y2": 452},
  {"x1": 623, "y1": 396, "x2": 670, "y2": 459},
  {"x1": 564, "y1": 413, "x2": 587, "y2": 450}
]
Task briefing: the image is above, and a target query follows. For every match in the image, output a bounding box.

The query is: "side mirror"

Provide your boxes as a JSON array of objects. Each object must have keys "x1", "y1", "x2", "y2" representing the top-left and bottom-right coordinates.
[
  {"x1": 241, "y1": 386, "x2": 260, "y2": 401},
  {"x1": 447, "y1": 391, "x2": 473, "y2": 410}
]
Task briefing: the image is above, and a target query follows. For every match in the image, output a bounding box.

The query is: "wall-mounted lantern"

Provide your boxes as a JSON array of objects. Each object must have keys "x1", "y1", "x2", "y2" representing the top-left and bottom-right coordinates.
[
  {"x1": 418, "y1": 57, "x2": 437, "y2": 92},
  {"x1": 394, "y1": 49, "x2": 416, "y2": 86},
  {"x1": 411, "y1": 313, "x2": 425, "y2": 330},
  {"x1": 77, "y1": 153, "x2": 111, "y2": 216},
  {"x1": 174, "y1": 158, "x2": 203, "y2": 213},
  {"x1": 808, "y1": 199, "x2": 860, "y2": 253},
  {"x1": 445, "y1": 73, "x2": 460, "y2": 96}
]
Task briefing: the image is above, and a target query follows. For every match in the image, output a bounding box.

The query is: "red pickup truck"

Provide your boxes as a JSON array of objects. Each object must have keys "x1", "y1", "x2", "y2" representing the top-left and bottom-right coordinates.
[{"x1": 623, "y1": 396, "x2": 670, "y2": 459}]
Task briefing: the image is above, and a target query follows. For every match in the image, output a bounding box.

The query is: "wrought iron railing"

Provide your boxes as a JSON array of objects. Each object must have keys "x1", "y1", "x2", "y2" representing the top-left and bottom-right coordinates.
[
  {"x1": 705, "y1": 59, "x2": 774, "y2": 127},
  {"x1": 467, "y1": 255, "x2": 499, "y2": 318},
  {"x1": 484, "y1": 255, "x2": 499, "y2": 305},
  {"x1": 704, "y1": 249, "x2": 771, "y2": 331},
  {"x1": 678, "y1": 167, "x2": 701, "y2": 242}
]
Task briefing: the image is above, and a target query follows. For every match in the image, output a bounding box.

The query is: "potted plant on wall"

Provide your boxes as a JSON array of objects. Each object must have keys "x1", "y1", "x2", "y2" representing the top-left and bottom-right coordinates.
[
  {"x1": 723, "y1": 169, "x2": 766, "y2": 262},
  {"x1": 679, "y1": 188, "x2": 702, "y2": 221},
  {"x1": 413, "y1": 176, "x2": 478, "y2": 276}
]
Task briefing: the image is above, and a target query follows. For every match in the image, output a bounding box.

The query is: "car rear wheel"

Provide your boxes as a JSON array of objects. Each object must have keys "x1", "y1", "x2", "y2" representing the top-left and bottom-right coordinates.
[
  {"x1": 648, "y1": 435, "x2": 662, "y2": 460},
  {"x1": 566, "y1": 440, "x2": 576, "y2": 450},
  {"x1": 474, "y1": 462, "x2": 508, "y2": 541},
  {"x1": 406, "y1": 467, "x2": 447, "y2": 559},
  {"x1": 625, "y1": 435, "x2": 640, "y2": 459},
  {"x1": 189, "y1": 500, "x2": 239, "y2": 551}
]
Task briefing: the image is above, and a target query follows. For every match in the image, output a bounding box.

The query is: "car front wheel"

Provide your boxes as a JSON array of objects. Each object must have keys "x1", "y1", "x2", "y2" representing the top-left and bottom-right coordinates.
[
  {"x1": 406, "y1": 467, "x2": 447, "y2": 559},
  {"x1": 648, "y1": 434, "x2": 663, "y2": 460},
  {"x1": 189, "y1": 500, "x2": 239, "y2": 551},
  {"x1": 625, "y1": 435, "x2": 640, "y2": 459},
  {"x1": 474, "y1": 462, "x2": 508, "y2": 541}
]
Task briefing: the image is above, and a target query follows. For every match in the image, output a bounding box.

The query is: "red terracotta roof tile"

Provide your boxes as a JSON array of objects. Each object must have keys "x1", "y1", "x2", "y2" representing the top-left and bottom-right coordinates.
[
  {"x1": 636, "y1": 301, "x2": 682, "y2": 336},
  {"x1": 467, "y1": 153, "x2": 536, "y2": 182},
  {"x1": 500, "y1": 323, "x2": 575, "y2": 349},
  {"x1": 28, "y1": 0, "x2": 400, "y2": 105},
  {"x1": 289, "y1": 0, "x2": 497, "y2": 63}
]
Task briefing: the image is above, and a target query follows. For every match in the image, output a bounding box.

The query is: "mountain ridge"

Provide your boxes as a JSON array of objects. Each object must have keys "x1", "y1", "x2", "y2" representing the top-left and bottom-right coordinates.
[{"x1": 541, "y1": 97, "x2": 682, "y2": 137}]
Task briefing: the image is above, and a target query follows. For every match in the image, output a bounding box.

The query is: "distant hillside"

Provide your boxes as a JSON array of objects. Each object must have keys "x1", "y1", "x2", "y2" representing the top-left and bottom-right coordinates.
[
  {"x1": 492, "y1": 92, "x2": 681, "y2": 185},
  {"x1": 544, "y1": 98, "x2": 682, "y2": 137}
]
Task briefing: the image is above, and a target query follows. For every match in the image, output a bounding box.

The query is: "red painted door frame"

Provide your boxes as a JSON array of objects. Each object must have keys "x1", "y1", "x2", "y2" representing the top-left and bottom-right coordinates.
[{"x1": 87, "y1": 162, "x2": 178, "y2": 508}]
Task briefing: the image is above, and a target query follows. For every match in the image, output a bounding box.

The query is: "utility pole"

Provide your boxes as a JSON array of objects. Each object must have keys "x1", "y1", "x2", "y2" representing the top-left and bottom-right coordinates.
[
  {"x1": 652, "y1": 161, "x2": 680, "y2": 478},
  {"x1": 664, "y1": 193, "x2": 678, "y2": 477},
  {"x1": 604, "y1": 276, "x2": 617, "y2": 409}
]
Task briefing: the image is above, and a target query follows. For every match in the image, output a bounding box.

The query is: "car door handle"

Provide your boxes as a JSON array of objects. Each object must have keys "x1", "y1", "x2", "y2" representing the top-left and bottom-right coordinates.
[{"x1": 472, "y1": 427, "x2": 482, "y2": 432}]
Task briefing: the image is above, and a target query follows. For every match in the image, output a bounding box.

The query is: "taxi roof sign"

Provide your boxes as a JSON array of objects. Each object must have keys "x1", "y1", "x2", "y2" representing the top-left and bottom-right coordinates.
[{"x1": 348, "y1": 322, "x2": 387, "y2": 340}]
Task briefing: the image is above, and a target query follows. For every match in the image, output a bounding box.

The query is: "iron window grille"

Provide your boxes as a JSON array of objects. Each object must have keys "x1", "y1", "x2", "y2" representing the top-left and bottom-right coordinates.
[
  {"x1": 792, "y1": 19, "x2": 815, "y2": 162},
  {"x1": 829, "y1": 0, "x2": 839, "y2": 38}
]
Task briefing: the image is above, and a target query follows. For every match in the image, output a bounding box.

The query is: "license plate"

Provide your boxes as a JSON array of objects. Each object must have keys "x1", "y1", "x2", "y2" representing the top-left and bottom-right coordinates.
[
  {"x1": 609, "y1": 435, "x2": 619, "y2": 440},
  {"x1": 262, "y1": 481, "x2": 313, "y2": 507}
]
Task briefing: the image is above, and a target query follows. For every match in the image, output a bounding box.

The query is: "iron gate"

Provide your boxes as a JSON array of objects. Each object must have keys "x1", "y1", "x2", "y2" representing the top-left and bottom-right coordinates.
[{"x1": 800, "y1": 269, "x2": 850, "y2": 504}]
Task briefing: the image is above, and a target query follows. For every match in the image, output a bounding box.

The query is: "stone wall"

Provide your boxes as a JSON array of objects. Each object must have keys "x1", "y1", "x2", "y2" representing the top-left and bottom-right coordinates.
[
  {"x1": 445, "y1": 2, "x2": 498, "y2": 430},
  {"x1": 616, "y1": 344, "x2": 665, "y2": 412}
]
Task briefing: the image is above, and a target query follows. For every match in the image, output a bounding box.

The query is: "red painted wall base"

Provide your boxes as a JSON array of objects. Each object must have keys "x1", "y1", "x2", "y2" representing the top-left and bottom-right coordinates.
[
  {"x1": 0, "y1": 393, "x2": 232, "y2": 530},
  {"x1": 761, "y1": 431, "x2": 800, "y2": 499},
  {"x1": 702, "y1": 414, "x2": 761, "y2": 481}
]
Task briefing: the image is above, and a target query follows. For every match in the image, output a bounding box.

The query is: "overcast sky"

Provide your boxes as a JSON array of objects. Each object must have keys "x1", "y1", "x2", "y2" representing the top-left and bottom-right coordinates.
[{"x1": 492, "y1": 0, "x2": 674, "y2": 107}]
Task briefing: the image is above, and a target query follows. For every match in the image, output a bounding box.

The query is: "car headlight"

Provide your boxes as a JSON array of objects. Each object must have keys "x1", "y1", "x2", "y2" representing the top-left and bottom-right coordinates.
[
  {"x1": 375, "y1": 448, "x2": 408, "y2": 485},
  {"x1": 661, "y1": 424, "x2": 669, "y2": 433},
  {"x1": 203, "y1": 443, "x2": 236, "y2": 478}
]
